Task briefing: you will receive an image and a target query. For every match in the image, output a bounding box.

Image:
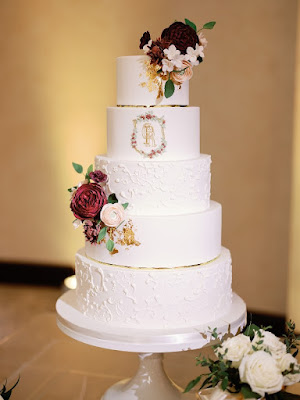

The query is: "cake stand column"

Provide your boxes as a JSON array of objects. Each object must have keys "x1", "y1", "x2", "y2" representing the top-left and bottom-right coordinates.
[{"x1": 101, "y1": 352, "x2": 193, "y2": 400}]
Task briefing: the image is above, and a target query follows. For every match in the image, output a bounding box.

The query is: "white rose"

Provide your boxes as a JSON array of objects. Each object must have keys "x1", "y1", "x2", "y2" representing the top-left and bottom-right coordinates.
[
  {"x1": 253, "y1": 330, "x2": 287, "y2": 359},
  {"x1": 215, "y1": 334, "x2": 252, "y2": 367},
  {"x1": 0, "y1": 396, "x2": 3, "y2": 400},
  {"x1": 100, "y1": 203, "x2": 125, "y2": 228},
  {"x1": 278, "y1": 353, "x2": 300, "y2": 386},
  {"x1": 239, "y1": 350, "x2": 283, "y2": 397}
]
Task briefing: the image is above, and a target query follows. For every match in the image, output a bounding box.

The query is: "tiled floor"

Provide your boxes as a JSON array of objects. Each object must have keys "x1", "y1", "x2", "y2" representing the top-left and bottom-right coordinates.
[{"x1": 0, "y1": 284, "x2": 299, "y2": 399}]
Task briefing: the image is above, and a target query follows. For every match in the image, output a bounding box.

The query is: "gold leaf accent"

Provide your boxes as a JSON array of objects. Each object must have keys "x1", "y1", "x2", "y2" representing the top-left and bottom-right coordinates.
[{"x1": 140, "y1": 60, "x2": 162, "y2": 94}]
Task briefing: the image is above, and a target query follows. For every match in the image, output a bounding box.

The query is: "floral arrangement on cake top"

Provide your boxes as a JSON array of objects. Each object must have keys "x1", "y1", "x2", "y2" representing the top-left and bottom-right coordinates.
[
  {"x1": 68, "y1": 162, "x2": 139, "y2": 254},
  {"x1": 185, "y1": 321, "x2": 300, "y2": 400},
  {"x1": 139, "y1": 18, "x2": 215, "y2": 99}
]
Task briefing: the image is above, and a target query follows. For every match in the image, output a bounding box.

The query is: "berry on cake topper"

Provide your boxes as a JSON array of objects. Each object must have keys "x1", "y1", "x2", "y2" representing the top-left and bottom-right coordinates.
[
  {"x1": 68, "y1": 162, "x2": 136, "y2": 254},
  {"x1": 139, "y1": 19, "x2": 215, "y2": 100}
]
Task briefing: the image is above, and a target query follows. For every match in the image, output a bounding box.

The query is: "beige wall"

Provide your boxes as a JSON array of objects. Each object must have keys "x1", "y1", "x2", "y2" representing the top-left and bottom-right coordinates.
[
  {"x1": 288, "y1": 3, "x2": 300, "y2": 327},
  {"x1": 0, "y1": 0, "x2": 297, "y2": 315}
]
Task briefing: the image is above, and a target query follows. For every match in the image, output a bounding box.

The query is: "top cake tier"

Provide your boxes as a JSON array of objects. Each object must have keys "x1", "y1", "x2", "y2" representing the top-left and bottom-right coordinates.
[{"x1": 117, "y1": 56, "x2": 189, "y2": 106}]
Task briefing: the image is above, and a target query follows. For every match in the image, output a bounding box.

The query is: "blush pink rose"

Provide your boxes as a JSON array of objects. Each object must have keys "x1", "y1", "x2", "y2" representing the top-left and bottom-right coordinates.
[
  {"x1": 70, "y1": 183, "x2": 107, "y2": 220},
  {"x1": 100, "y1": 203, "x2": 125, "y2": 227},
  {"x1": 171, "y1": 60, "x2": 193, "y2": 85}
]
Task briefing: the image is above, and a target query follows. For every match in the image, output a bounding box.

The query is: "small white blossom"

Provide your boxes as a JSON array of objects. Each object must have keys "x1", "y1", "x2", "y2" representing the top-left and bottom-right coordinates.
[
  {"x1": 72, "y1": 219, "x2": 82, "y2": 229},
  {"x1": 185, "y1": 44, "x2": 204, "y2": 66},
  {"x1": 143, "y1": 39, "x2": 152, "y2": 53},
  {"x1": 162, "y1": 58, "x2": 174, "y2": 73},
  {"x1": 199, "y1": 32, "x2": 208, "y2": 48},
  {"x1": 164, "y1": 44, "x2": 180, "y2": 60}
]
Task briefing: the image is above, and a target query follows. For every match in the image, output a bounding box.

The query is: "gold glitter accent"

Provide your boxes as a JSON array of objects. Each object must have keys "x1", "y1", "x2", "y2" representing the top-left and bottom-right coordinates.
[
  {"x1": 140, "y1": 60, "x2": 162, "y2": 95},
  {"x1": 110, "y1": 248, "x2": 119, "y2": 255},
  {"x1": 117, "y1": 220, "x2": 141, "y2": 247}
]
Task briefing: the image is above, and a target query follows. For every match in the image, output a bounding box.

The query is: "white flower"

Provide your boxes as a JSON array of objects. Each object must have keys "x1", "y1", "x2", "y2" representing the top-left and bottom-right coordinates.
[
  {"x1": 278, "y1": 353, "x2": 300, "y2": 386},
  {"x1": 162, "y1": 58, "x2": 174, "y2": 73},
  {"x1": 215, "y1": 334, "x2": 252, "y2": 367},
  {"x1": 239, "y1": 351, "x2": 283, "y2": 397},
  {"x1": 72, "y1": 219, "x2": 82, "y2": 229},
  {"x1": 164, "y1": 44, "x2": 180, "y2": 60},
  {"x1": 0, "y1": 396, "x2": 4, "y2": 400},
  {"x1": 143, "y1": 39, "x2": 152, "y2": 53},
  {"x1": 163, "y1": 45, "x2": 184, "y2": 69},
  {"x1": 185, "y1": 44, "x2": 204, "y2": 66},
  {"x1": 252, "y1": 330, "x2": 287, "y2": 359},
  {"x1": 100, "y1": 203, "x2": 125, "y2": 228},
  {"x1": 199, "y1": 32, "x2": 208, "y2": 48}
]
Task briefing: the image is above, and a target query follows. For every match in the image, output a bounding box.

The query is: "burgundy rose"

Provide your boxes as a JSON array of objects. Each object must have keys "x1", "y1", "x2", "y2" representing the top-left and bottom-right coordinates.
[
  {"x1": 161, "y1": 22, "x2": 199, "y2": 53},
  {"x1": 83, "y1": 220, "x2": 102, "y2": 244},
  {"x1": 89, "y1": 170, "x2": 107, "y2": 183},
  {"x1": 71, "y1": 183, "x2": 107, "y2": 220},
  {"x1": 139, "y1": 31, "x2": 151, "y2": 49}
]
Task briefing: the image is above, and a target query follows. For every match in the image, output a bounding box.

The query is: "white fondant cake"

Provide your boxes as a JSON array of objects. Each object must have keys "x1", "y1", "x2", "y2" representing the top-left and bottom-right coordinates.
[
  {"x1": 107, "y1": 106, "x2": 200, "y2": 161},
  {"x1": 117, "y1": 56, "x2": 189, "y2": 106},
  {"x1": 95, "y1": 155, "x2": 211, "y2": 215},
  {"x1": 70, "y1": 54, "x2": 239, "y2": 330},
  {"x1": 85, "y1": 201, "x2": 222, "y2": 268},
  {"x1": 75, "y1": 247, "x2": 232, "y2": 329}
]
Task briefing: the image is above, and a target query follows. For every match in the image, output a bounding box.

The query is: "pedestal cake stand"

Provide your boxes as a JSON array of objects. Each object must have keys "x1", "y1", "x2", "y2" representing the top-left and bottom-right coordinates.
[{"x1": 56, "y1": 290, "x2": 246, "y2": 400}]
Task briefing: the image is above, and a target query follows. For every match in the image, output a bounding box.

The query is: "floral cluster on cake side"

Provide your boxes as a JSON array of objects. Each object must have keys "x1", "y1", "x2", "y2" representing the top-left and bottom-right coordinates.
[
  {"x1": 185, "y1": 321, "x2": 300, "y2": 400},
  {"x1": 68, "y1": 162, "x2": 139, "y2": 254},
  {"x1": 139, "y1": 18, "x2": 215, "y2": 99}
]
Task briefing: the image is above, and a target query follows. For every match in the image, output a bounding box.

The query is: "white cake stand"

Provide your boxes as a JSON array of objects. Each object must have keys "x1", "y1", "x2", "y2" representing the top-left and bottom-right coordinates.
[{"x1": 56, "y1": 290, "x2": 246, "y2": 400}]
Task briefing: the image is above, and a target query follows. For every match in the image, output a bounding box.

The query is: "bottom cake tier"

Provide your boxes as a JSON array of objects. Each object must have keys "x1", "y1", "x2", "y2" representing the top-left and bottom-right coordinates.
[{"x1": 75, "y1": 247, "x2": 233, "y2": 329}]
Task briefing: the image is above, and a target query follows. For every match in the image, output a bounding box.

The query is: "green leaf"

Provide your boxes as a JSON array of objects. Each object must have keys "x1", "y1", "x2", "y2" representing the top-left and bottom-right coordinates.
[
  {"x1": 185, "y1": 18, "x2": 197, "y2": 31},
  {"x1": 221, "y1": 376, "x2": 228, "y2": 391},
  {"x1": 203, "y1": 21, "x2": 216, "y2": 30},
  {"x1": 72, "y1": 162, "x2": 83, "y2": 174},
  {"x1": 165, "y1": 79, "x2": 175, "y2": 99},
  {"x1": 106, "y1": 239, "x2": 115, "y2": 252},
  {"x1": 241, "y1": 385, "x2": 261, "y2": 399},
  {"x1": 108, "y1": 193, "x2": 118, "y2": 204},
  {"x1": 122, "y1": 203, "x2": 129, "y2": 210},
  {"x1": 184, "y1": 376, "x2": 201, "y2": 393},
  {"x1": 67, "y1": 188, "x2": 73, "y2": 192},
  {"x1": 85, "y1": 164, "x2": 93, "y2": 179},
  {"x1": 97, "y1": 226, "x2": 107, "y2": 243}
]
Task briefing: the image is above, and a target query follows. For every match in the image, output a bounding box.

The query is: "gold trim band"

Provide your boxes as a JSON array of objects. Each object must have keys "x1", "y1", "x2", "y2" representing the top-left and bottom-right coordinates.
[
  {"x1": 117, "y1": 104, "x2": 188, "y2": 108},
  {"x1": 84, "y1": 251, "x2": 220, "y2": 271}
]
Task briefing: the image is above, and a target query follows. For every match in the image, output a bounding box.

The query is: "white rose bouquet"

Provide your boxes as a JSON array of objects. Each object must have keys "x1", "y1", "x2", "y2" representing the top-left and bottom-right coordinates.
[{"x1": 185, "y1": 321, "x2": 300, "y2": 400}]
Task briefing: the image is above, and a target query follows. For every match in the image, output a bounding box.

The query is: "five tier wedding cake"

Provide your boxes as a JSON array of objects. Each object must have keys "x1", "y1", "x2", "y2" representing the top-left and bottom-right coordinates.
[{"x1": 68, "y1": 20, "x2": 236, "y2": 331}]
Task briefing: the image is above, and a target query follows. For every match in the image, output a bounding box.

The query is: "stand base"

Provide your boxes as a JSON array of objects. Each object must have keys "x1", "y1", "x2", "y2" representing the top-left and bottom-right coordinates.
[{"x1": 101, "y1": 353, "x2": 196, "y2": 400}]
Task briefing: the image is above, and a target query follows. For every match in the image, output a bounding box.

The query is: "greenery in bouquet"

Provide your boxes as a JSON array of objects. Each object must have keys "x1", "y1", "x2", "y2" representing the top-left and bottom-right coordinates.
[
  {"x1": 139, "y1": 18, "x2": 216, "y2": 99},
  {"x1": 68, "y1": 162, "x2": 129, "y2": 253},
  {"x1": 185, "y1": 321, "x2": 300, "y2": 399},
  {"x1": 0, "y1": 378, "x2": 19, "y2": 399}
]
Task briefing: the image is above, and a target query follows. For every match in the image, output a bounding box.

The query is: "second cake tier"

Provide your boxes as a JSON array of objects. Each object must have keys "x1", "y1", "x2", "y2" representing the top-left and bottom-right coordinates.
[{"x1": 86, "y1": 201, "x2": 222, "y2": 268}]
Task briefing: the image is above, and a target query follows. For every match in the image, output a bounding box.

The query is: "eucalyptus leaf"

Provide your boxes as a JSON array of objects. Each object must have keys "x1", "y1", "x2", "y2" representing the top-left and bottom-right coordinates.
[
  {"x1": 106, "y1": 239, "x2": 115, "y2": 252},
  {"x1": 85, "y1": 164, "x2": 93, "y2": 179},
  {"x1": 122, "y1": 203, "x2": 129, "y2": 210},
  {"x1": 184, "y1": 376, "x2": 201, "y2": 393},
  {"x1": 165, "y1": 79, "x2": 175, "y2": 99},
  {"x1": 108, "y1": 193, "x2": 118, "y2": 204},
  {"x1": 72, "y1": 162, "x2": 83, "y2": 174},
  {"x1": 203, "y1": 21, "x2": 216, "y2": 30},
  {"x1": 185, "y1": 18, "x2": 197, "y2": 31},
  {"x1": 97, "y1": 226, "x2": 107, "y2": 243}
]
